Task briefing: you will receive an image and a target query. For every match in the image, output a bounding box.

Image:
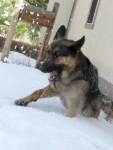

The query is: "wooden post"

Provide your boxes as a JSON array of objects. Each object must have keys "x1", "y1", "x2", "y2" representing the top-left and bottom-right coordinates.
[
  {"x1": 36, "y1": 2, "x2": 59, "y2": 68},
  {"x1": 1, "y1": 0, "x2": 23, "y2": 62}
]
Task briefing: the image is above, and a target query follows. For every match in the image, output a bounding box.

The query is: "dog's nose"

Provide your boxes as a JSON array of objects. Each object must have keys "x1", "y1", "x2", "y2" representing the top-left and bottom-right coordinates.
[
  {"x1": 40, "y1": 64, "x2": 44, "y2": 72},
  {"x1": 39, "y1": 63, "x2": 47, "y2": 73}
]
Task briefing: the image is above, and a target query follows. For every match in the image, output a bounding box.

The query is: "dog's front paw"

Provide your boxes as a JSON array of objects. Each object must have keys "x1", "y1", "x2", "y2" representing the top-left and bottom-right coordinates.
[
  {"x1": 15, "y1": 98, "x2": 29, "y2": 106},
  {"x1": 15, "y1": 95, "x2": 35, "y2": 106},
  {"x1": 15, "y1": 92, "x2": 39, "y2": 106}
]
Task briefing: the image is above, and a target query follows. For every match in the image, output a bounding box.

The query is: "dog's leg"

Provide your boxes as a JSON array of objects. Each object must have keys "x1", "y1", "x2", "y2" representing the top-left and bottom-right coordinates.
[
  {"x1": 66, "y1": 108, "x2": 79, "y2": 118},
  {"x1": 15, "y1": 84, "x2": 55, "y2": 106},
  {"x1": 102, "y1": 101, "x2": 113, "y2": 122},
  {"x1": 82, "y1": 96, "x2": 102, "y2": 118},
  {"x1": 66, "y1": 100, "x2": 81, "y2": 118}
]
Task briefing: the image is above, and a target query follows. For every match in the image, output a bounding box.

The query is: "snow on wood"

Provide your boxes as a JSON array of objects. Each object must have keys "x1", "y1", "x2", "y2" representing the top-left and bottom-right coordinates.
[{"x1": 20, "y1": 4, "x2": 55, "y2": 27}]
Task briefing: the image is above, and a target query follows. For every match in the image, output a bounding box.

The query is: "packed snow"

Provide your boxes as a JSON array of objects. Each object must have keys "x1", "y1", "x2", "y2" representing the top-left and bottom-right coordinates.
[{"x1": 0, "y1": 52, "x2": 113, "y2": 150}]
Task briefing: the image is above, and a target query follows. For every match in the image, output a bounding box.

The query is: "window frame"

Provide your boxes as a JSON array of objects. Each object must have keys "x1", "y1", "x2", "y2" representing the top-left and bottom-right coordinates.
[{"x1": 85, "y1": 0, "x2": 101, "y2": 29}]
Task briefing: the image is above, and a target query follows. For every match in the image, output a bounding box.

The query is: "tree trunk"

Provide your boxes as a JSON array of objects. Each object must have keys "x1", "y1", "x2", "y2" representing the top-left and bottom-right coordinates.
[{"x1": 1, "y1": 0, "x2": 23, "y2": 62}]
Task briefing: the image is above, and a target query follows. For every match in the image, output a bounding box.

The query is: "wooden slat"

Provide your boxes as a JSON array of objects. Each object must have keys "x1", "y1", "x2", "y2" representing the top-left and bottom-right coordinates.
[
  {"x1": 19, "y1": 4, "x2": 55, "y2": 27},
  {"x1": 20, "y1": 10, "x2": 53, "y2": 27}
]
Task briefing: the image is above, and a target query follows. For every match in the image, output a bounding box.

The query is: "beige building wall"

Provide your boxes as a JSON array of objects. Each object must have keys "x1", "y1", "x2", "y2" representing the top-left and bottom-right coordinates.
[
  {"x1": 39, "y1": 0, "x2": 74, "y2": 43},
  {"x1": 68, "y1": 0, "x2": 113, "y2": 85}
]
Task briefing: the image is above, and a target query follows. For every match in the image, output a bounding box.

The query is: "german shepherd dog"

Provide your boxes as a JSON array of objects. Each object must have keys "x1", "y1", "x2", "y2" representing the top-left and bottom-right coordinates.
[{"x1": 15, "y1": 26, "x2": 102, "y2": 118}]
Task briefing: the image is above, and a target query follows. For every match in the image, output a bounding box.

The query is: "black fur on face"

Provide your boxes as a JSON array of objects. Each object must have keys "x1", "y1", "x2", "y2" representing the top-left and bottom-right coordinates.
[
  {"x1": 54, "y1": 25, "x2": 66, "y2": 40},
  {"x1": 39, "y1": 42, "x2": 65, "y2": 74},
  {"x1": 39, "y1": 58, "x2": 64, "y2": 74},
  {"x1": 40, "y1": 36, "x2": 85, "y2": 74},
  {"x1": 51, "y1": 36, "x2": 85, "y2": 57}
]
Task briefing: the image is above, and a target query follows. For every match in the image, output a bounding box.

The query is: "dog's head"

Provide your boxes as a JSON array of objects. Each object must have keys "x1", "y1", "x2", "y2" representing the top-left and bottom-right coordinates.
[{"x1": 40, "y1": 26, "x2": 85, "y2": 79}]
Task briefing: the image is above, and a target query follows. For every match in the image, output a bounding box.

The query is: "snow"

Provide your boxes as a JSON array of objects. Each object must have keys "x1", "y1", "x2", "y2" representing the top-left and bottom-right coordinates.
[
  {"x1": 0, "y1": 52, "x2": 113, "y2": 150},
  {"x1": 4, "y1": 21, "x2": 10, "y2": 26},
  {"x1": 3, "y1": 11, "x2": 9, "y2": 17},
  {"x1": 30, "y1": 12, "x2": 34, "y2": 15},
  {"x1": 0, "y1": 52, "x2": 36, "y2": 67}
]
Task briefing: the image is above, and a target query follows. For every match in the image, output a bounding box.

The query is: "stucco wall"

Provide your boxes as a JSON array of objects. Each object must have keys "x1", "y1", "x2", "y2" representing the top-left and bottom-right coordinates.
[
  {"x1": 68, "y1": 0, "x2": 113, "y2": 84},
  {"x1": 39, "y1": 0, "x2": 74, "y2": 43}
]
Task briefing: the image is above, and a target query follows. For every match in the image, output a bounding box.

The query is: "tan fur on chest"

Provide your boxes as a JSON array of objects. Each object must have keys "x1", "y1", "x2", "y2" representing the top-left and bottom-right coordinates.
[{"x1": 50, "y1": 79, "x2": 89, "y2": 116}]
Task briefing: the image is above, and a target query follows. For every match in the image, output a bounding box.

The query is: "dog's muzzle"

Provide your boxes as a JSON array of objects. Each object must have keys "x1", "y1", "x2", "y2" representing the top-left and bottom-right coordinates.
[
  {"x1": 39, "y1": 63, "x2": 47, "y2": 73},
  {"x1": 39, "y1": 62, "x2": 56, "y2": 73}
]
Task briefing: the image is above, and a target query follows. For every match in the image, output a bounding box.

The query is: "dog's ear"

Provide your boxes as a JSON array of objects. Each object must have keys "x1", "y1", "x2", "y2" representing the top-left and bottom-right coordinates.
[
  {"x1": 74, "y1": 36, "x2": 85, "y2": 50},
  {"x1": 66, "y1": 36, "x2": 85, "y2": 55},
  {"x1": 54, "y1": 25, "x2": 66, "y2": 41}
]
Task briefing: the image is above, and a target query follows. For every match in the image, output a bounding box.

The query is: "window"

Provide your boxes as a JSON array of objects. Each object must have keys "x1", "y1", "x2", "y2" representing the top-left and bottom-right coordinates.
[{"x1": 85, "y1": 0, "x2": 101, "y2": 29}]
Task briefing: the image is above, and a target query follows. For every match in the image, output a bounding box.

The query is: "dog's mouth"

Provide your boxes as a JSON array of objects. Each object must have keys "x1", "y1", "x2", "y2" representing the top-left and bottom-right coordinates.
[{"x1": 49, "y1": 71, "x2": 58, "y2": 80}]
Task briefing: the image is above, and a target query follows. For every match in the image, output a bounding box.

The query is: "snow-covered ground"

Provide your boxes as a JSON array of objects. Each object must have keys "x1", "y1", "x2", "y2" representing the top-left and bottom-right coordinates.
[{"x1": 0, "y1": 52, "x2": 113, "y2": 150}]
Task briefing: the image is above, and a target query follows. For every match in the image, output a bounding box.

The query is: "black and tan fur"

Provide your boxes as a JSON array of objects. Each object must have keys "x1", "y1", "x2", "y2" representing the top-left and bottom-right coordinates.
[
  {"x1": 102, "y1": 98, "x2": 113, "y2": 121},
  {"x1": 15, "y1": 25, "x2": 103, "y2": 118}
]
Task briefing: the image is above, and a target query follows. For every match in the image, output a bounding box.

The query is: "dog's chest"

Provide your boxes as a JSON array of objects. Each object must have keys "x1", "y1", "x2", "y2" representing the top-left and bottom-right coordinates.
[
  {"x1": 50, "y1": 79, "x2": 89, "y2": 108},
  {"x1": 50, "y1": 80, "x2": 69, "y2": 93},
  {"x1": 50, "y1": 79, "x2": 89, "y2": 98}
]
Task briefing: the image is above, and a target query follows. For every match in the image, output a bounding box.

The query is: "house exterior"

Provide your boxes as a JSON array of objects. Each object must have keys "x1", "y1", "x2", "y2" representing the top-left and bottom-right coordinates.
[
  {"x1": 39, "y1": 0, "x2": 74, "y2": 43},
  {"x1": 40, "y1": 0, "x2": 113, "y2": 101}
]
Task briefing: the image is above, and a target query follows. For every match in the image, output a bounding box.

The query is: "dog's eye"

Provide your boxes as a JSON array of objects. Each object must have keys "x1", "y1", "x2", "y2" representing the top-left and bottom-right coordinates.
[{"x1": 53, "y1": 52, "x2": 60, "y2": 58}]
